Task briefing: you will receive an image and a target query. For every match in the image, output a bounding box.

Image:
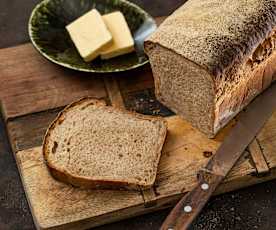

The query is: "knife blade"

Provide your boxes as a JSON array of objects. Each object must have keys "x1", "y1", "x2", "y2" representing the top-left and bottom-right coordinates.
[{"x1": 161, "y1": 83, "x2": 276, "y2": 230}]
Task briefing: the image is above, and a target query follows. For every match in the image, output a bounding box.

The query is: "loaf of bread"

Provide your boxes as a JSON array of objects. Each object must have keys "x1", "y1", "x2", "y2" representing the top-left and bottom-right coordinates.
[
  {"x1": 43, "y1": 98, "x2": 167, "y2": 190},
  {"x1": 145, "y1": 0, "x2": 276, "y2": 137}
]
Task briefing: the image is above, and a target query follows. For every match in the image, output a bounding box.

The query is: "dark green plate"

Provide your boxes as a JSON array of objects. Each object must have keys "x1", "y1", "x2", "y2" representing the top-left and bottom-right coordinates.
[{"x1": 29, "y1": 0, "x2": 155, "y2": 73}]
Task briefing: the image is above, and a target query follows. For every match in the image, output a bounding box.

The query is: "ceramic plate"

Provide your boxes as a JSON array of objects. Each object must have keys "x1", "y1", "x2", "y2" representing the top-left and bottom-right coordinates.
[{"x1": 29, "y1": 0, "x2": 156, "y2": 73}]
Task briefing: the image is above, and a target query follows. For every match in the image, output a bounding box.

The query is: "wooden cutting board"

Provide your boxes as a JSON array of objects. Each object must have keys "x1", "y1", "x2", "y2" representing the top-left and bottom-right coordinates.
[{"x1": 1, "y1": 37, "x2": 276, "y2": 229}]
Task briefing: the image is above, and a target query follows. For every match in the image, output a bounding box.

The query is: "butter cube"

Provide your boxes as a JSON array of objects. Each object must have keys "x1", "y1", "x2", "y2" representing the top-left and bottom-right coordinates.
[
  {"x1": 66, "y1": 9, "x2": 112, "y2": 62},
  {"x1": 101, "y1": 12, "x2": 135, "y2": 59}
]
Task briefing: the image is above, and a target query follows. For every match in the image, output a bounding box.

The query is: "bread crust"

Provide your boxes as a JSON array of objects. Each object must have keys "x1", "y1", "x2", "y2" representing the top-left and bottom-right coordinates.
[
  {"x1": 43, "y1": 97, "x2": 167, "y2": 190},
  {"x1": 145, "y1": 0, "x2": 276, "y2": 137},
  {"x1": 146, "y1": 0, "x2": 276, "y2": 78}
]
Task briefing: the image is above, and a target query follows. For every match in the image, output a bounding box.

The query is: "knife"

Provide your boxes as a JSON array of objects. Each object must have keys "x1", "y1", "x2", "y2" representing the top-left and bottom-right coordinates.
[{"x1": 161, "y1": 83, "x2": 276, "y2": 230}]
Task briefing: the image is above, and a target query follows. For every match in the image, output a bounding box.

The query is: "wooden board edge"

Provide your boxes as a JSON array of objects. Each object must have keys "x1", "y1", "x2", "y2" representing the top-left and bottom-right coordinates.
[
  {"x1": 38, "y1": 195, "x2": 178, "y2": 230},
  {"x1": 30, "y1": 170, "x2": 276, "y2": 229},
  {"x1": 215, "y1": 167, "x2": 276, "y2": 195},
  {"x1": 248, "y1": 138, "x2": 270, "y2": 175},
  {"x1": 14, "y1": 145, "x2": 276, "y2": 230},
  {"x1": 5, "y1": 107, "x2": 64, "y2": 153},
  {"x1": 14, "y1": 150, "x2": 43, "y2": 230},
  {"x1": 103, "y1": 77, "x2": 125, "y2": 109}
]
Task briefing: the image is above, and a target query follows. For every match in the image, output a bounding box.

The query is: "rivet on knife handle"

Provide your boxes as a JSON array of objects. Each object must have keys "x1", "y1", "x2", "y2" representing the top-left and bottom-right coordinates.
[{"x1": 160, "y1": 171, "x2": 224, "y2": 230}]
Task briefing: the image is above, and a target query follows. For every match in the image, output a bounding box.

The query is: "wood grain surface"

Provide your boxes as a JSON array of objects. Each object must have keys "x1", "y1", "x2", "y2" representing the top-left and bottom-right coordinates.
[
  {"x1": 0, "y1": 44, "x2": 107, "y2": 120},
  {"x1": 104, "y1": 77, "x2": 125, "y2": 109},
  {"x1": 0, "y1": 0, "x2": 276, "y2": 230},
  {"x1": 248, "y1": 139, "x2": 270, "y2": 175},
  {"x1": 17, "y1": 147, "x2": 144, "y2": 230},
  {"x1": 2, "y1": 40, "x2": 276, "y2": 229},
  {"x1": 0, "y1": 16, "x2": 168, "y2": 121},
  {"x1": 14, "y1": 111, "x2": 276, "y2": 229},
  {"x1": 256, "y1": 113, "x2": 276, "y2": 171},
  {"x1": 7, "y1": 109, "x2": 62, "y2": 153},
  {"x1": 0, "y1": 1, "x2": 188, "y2": 229}
]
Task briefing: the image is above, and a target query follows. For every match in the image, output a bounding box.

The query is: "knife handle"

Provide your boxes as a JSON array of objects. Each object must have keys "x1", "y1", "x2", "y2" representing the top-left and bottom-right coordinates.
[{"x1": 160, "y1": 172, "x2": 223, "y2": 230}]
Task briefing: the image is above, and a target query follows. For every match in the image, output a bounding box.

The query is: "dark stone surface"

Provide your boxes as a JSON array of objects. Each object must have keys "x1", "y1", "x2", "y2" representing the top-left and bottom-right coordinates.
[
  {"x1": 97, "y1": 182, "x2": 276, "y2": 229},
  {"x1": 0, "y1": 0, "x2": 184, "y2": 49},
  {"x1": 0, "y1": 115, "x2": 35, "y2": 230},
  {"x1": 0, "y1": 0, "x2": 276, "y2": 230},
  {"x1": 0, "y1": 0, "x2": 41, "y2": 49},
  {"x1": 123, "y1": 88, "x2": 175, "y2": 117}
]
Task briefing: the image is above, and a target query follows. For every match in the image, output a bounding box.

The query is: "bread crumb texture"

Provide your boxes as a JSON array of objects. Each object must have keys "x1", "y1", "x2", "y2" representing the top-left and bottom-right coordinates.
[{"x1": 44, "y1": 99, "x2": 167, "y2": 188}]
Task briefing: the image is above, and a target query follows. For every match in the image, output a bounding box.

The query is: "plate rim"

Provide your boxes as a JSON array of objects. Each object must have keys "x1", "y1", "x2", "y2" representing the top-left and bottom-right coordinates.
[{"x1": 28, "y1": 0, "x2": 154, "y2": 73}]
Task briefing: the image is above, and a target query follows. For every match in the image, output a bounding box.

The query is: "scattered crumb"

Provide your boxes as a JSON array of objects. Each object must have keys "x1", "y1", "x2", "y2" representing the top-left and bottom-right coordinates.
[{"x1": 203, "y1": 151, "x2": 213, "y2": 158}]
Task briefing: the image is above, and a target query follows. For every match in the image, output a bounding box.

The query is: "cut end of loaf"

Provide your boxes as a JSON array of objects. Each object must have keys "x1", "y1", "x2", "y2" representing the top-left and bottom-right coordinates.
[
  {"x1": 145, "y1": 42, "x2": 216, "y2": 138},
  {"x1": 145, "y1": 0, "x2": 276, "y2": 138},
  {"x1": 43, "y1": 97, "x2": 167, "y2": 190}
]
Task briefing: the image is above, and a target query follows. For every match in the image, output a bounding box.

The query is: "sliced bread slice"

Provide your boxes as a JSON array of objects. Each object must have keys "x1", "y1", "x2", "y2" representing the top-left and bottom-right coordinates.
[{"x1": 43, "y1": 98, "x2": 167, "y2": 190}]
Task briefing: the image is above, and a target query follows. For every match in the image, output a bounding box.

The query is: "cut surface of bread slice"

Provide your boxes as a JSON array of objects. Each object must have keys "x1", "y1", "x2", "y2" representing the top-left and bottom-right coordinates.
[{"x1": 43, "y1": 98, "x2": 167, "y2": 190}]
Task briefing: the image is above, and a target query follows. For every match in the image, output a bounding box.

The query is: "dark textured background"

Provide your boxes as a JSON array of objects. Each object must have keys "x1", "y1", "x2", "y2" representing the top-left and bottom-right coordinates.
[{"x1": 0, "y1": 0, "x2": 276, "y2": 229}]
